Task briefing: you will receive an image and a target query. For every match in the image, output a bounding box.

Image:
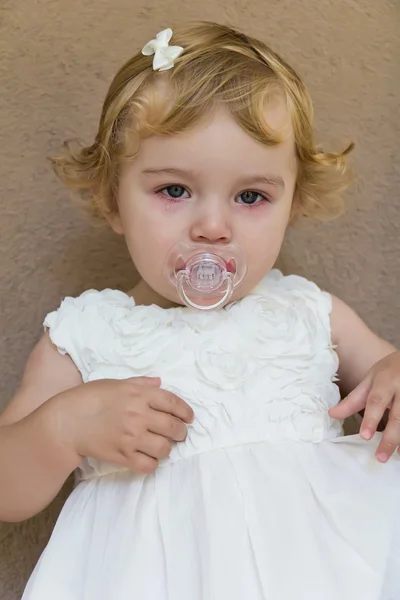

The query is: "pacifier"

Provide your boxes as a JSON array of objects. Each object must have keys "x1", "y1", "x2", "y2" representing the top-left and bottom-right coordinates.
[{"x1": 164, "y1": 243, "x2": 247, "y2": 311}]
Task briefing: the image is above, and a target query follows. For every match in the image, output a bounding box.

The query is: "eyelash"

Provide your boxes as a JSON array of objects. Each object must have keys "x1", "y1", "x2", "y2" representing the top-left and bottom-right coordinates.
[{"x1": 155, "y1": 185, "x2": 271, "y2": 207}]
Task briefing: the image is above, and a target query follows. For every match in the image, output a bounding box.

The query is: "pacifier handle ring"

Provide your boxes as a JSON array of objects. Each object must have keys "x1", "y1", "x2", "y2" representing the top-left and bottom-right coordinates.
[{"x1": 178, "y1": 275, "x2": 233, "y2": 311}]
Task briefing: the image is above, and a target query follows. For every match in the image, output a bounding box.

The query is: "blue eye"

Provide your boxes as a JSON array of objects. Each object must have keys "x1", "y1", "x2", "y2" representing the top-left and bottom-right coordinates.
[
  {"x1": 159, "y1": 185, "x2": 189, "y2": 199},
  {"x1": 237, "y1": 191, "x2": 266, "y2": 205}
]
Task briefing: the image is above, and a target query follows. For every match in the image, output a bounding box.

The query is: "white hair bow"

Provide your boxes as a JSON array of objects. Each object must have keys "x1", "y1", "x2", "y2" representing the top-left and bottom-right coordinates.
[{"x1": 141, "y1": 28, "x2": 184, "y2": 72}]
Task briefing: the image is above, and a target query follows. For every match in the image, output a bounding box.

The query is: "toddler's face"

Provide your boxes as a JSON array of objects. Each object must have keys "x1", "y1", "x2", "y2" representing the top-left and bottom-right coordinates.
[{"x1": 110, "y1": 103, "x2": 297, "y2": 306}]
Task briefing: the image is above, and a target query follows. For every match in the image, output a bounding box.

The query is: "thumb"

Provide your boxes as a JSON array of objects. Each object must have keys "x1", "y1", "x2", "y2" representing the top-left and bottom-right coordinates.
[
  {"x1": 128, "y1": 376, "x2": 161, "y2": 387},
  {"x1": 329, "y1": 376, "x2": 371, "y2": 420}
]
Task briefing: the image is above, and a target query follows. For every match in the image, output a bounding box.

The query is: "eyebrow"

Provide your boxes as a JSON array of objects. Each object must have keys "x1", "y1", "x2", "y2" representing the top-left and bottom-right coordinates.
[
  {"x1": 141, "y1": 168, "x2": 285, "y2": 189},
  {"x1": 238, "y1": 174, "x2": 285, "y2": 189}
]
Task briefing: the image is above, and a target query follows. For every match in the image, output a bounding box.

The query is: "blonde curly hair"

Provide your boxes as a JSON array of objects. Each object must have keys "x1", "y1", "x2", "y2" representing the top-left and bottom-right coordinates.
[{"x1": 51, "y1": 21, "x2": 353, "y2": 221}]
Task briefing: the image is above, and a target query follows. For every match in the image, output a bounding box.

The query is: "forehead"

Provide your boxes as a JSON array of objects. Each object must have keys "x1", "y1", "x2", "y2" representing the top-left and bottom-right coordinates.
[{"x1": 134, "y1": 103, "x2": 297, "y2": 177}]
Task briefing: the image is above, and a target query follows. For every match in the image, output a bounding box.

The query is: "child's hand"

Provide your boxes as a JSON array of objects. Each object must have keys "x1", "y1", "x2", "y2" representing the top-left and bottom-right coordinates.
[
  {"x1": 329, "y1": 351, "x2": 400, "y2": 462},
  {"x1": 53, "y1": 377, "x2": 194, "y2": 474}
]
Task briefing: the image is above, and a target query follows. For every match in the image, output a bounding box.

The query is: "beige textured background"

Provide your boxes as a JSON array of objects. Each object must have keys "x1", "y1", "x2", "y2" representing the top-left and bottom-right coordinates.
[{"x1": 0, "y1": 0, "x2": 399, "y2": 597}]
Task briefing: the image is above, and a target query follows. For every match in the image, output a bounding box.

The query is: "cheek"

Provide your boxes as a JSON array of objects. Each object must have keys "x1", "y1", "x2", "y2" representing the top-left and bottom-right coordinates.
[
  {"x1": 128, "y1": 229, "x2": 167, "y2": 263},
  {"x1": 239, "y1": 207, "x2": 290, "y2": 269},
  {"x1": 122, "y1": 213, "x2": 177, "y2": 273},
  {"x1": 121, "y1": 196, "x2": 183, "y2": 236},
  {"x1": 241, "y1": 207, "x2": 289, "y2": 246}
]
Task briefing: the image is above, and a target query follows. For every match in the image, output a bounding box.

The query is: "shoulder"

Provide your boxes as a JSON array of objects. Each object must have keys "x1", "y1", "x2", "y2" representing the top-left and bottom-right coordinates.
[
  {"x1": 257, "y1": 269, "x2": 332, "y2": 310},
  {"x1": 43, "y1": 289, "x2": 135, "y2": 380},
  {"x1": 237, "y1": 270, "x2": 334, "y2": 346},
  {"x1": 330, "y1": 294, "x2": 396, "y2": 354},
  {"x1": 45, "y1": 288, "x2": 134, "y2": 321},
  {"x1": 330, "y1": 294, "x2": 355, "y2": 345},
  {"x1": 329, "y1": 294, "x2": 379, "y2": 347},
  {"x1": 44, "y1": 288, "x2": 134, "y2": 333}
]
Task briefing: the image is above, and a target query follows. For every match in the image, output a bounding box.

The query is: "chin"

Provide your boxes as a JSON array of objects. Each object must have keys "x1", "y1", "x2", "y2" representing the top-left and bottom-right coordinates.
[{"x1": 157, "y1": 279, "x2": 251, "y2": 310}]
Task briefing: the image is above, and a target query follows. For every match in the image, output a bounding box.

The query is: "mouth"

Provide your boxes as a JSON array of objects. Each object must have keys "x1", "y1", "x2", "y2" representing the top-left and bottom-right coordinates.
[
  {"x1": 176, "y1": 257, "x2": 236, "y2": 274},
  {"x1": 226, "y1": 259, "x2": 236, "y2": 274}
]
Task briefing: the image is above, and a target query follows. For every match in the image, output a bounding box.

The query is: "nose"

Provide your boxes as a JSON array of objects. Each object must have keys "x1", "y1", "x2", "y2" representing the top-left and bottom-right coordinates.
[{"x1": 189, "y1": 197, "x2": 232, "y2": 244}]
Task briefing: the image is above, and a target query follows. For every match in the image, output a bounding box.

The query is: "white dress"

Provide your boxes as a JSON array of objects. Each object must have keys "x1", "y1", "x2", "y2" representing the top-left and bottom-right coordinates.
[{"x1": 22, "y1": 271, "x2": 400, "y2": 600}]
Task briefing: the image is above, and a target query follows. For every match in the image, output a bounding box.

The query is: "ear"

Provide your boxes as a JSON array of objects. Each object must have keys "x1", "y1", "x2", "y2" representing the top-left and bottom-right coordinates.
[{"x1": 105, "y1": 211, "x2": 124, "y2": 235}]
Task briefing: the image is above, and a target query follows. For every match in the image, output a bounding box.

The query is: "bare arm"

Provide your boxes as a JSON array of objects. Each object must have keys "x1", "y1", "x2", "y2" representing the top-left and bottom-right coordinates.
[
  {"x1": 330, "y1": 295, "x2": 397, "y2": 398},
  {"x1": 330, "y1": 295, "x2": 400, "y2": 460},
  {"x1": 0, "y1": 333, "x2": 83, "y2": 522}
]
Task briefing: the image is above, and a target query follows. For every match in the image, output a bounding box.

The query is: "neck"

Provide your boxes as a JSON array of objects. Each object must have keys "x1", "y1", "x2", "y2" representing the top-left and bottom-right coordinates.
[{"x1": 128, "y1": 279, "x2": 180, "y2": 309}]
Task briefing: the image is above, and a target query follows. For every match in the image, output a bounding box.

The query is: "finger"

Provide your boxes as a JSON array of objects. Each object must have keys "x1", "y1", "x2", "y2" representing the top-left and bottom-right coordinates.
[
  {"x1": 150, "y1": 389, "x2": 194, "y2": 424},
  {"x1": 118, "y1": 449, "x2": 159, "y2": 474},
  {"x1": 148, "y1": 411, "x2": 188, "y2": 442},
  {"x1": 329, "y1": 377, "x2": 371, "y2": 420},
  {"x1": 361, "y1": 381, "x2": 394, "y2": 441},
  {"x1": 138, "y1": 433, "x2": 173, "y2": 460},
  {"x1": 128, "y1": 376, "x2": 161, "y2": 387},
  {"x1": 375, "y1": 401, "x2": 400, "y2": 462}
]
